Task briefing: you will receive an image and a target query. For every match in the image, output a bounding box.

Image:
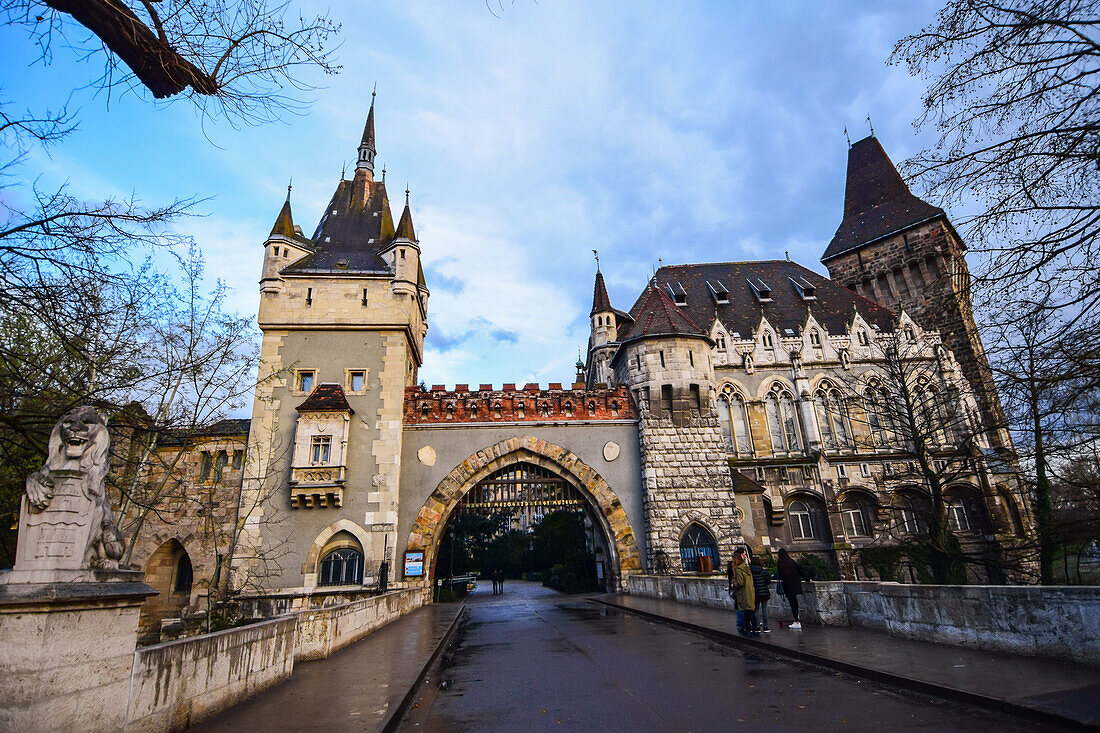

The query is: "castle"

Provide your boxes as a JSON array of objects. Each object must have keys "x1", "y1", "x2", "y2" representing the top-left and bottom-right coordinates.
[{"x1": 123, "y1": 102, "x2": 1032, "y2": 636}]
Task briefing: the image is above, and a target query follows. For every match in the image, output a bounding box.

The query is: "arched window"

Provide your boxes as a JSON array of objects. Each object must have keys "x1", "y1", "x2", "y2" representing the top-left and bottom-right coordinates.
[
  {"x1": 719, "y1": 385, "x2": 753, "y2": 456},
  {"x1": 863, "y1": 387, "x2": 891, "y2": 447},
  {"x1": 840, "y1": 497, "x2": 872, "y2": 538},
  {"x1": 896, "y1": 493, "x2": 929, "y2": 535},
  {"x1": 679, "y1": 523, "x2": 719, "y2": 572},
  {"x1": 947, "y1": 499, "x2": 971, "y2": 533},
  {"x1": 765, "y1": 384, "x2": 801, "y2": 454},
  {"x1": 788, "y1": 499, "x2": 816, "y2": 539},
  {"x1": 319, "y1": 548, "x2": 364, "y2": 586},
  {"x1": 174, "y1": 552, "x2": 193, "y2": 593}
]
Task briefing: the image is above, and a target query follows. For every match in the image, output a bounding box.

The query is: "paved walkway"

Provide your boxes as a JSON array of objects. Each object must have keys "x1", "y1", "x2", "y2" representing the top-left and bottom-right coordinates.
[
  {"x1": 597, "y1": 593, "x2": 1100, "y2": 729},
  {"x1": 403, "y1": 581, "x2": 1065, "y2": 732},
  {"x1": 191, "y1": 602, "x2": 463, "y2": 732}
]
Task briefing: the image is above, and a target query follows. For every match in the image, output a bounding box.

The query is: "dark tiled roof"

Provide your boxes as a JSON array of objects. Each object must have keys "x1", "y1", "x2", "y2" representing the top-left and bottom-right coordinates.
[
  {"x1": 269, "y1": 198, "x2": 295, "y2": 238},
  {"x1": 617, "y1": 282, "x2": 708, "y2": 344},
  {"x1": 732, "y1": 470, "x2": 766, "y2": 494},
  {"x1": 394, "y1": 200, "x2": 416, "y2": 241},
  {"x1": 296, "y1": 383, "x2": 354, "y2": 413},
  {"x1": 361, "y1": 101, "x2": 375, "y2": 150},
  {"x1": 280, "y1": 177, "x2": 395, "y2": 275},
  {"x1": 157, "y1": 418, "x2": 251, "y2": 447},
  {"x1": 591, "y1": 270, "x2": 612, "y2": 316},
  {"x1": 630, "y1": 260, "x2": 894, "y2": 338},
  {"x1": 822, "y1": 136, "x2": 944, "y2": 262}
]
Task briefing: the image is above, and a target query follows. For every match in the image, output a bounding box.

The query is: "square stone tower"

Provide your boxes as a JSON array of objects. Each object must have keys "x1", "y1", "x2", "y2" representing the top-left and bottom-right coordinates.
[
  {"x1": 822, "y1": 136, "x2": 1012, "y2": 453},
  {"x1": 234, "y1": 101, "x2": 429, "y2": 592}
]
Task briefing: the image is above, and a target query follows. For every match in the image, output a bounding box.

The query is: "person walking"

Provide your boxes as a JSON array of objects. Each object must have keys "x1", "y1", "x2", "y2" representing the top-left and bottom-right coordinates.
[
  {"x1": 491, "y1": 568, "x2": 500, "y2": 595},
  {"x1": 749, "y1": 554, "x2": 772, "y2": 632},
  {"x1": 729, "y1": 548, "x2": 757, "y2": 636},
  {"x1": 498, "y1": 568, "x2": 506, "y2": 594},
  {"x1": 776, "y1": 548, "x2": 804, "y2": 630}
]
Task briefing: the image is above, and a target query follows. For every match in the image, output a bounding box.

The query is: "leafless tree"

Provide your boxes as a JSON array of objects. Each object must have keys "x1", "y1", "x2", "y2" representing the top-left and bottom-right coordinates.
[
  {"x1": 2, "y1": 0, "x2": 341, "y2": 123},
  {"x1": 986, "y1": 292, "x2": 1100, "y2": 581},
  {"x1": 831, "y1": 323, "x2": 1019, "y2": 583},
  {"x1": 893, "y1": 0, "x2": 1100, "y2": 322}
]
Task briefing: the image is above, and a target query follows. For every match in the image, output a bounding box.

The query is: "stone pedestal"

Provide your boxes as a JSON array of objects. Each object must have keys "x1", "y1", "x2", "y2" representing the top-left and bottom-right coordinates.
[{"x1": 0, "y1": 571, "x2": 156, "y2": 733}]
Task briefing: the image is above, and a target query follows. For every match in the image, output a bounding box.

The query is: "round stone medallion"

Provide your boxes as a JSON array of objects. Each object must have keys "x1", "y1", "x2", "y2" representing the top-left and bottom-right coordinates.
[
  {"x1": 602, "y1": 441, "x2": 620, "y2": 462},
  {"x1": 417, "y1": 445, "x2": 437, "y2": 466}
]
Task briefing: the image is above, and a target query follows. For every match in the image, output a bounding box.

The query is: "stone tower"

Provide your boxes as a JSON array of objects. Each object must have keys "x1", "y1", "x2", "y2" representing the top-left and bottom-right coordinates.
[
  {"x1": 822, "y1": 136, "x2": 1011, "y2": 451},
  {"x1": 611, "y1": 281, "x2": 741, "y2": 570},
  {"x1": 234, "y1": 98, "x2": 430, "y2": 591}
]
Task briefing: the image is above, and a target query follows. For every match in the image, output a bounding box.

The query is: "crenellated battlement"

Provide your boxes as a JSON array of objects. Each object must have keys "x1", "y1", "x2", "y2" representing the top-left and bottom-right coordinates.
[{"x1": 404, "y1": 383, "x2": 636, "y2": 424}]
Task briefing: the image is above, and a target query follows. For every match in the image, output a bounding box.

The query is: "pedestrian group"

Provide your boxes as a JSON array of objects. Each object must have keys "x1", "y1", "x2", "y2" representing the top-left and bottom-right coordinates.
[{"x1": 728, "y1": 546, "x2": 804, "y2": 635}]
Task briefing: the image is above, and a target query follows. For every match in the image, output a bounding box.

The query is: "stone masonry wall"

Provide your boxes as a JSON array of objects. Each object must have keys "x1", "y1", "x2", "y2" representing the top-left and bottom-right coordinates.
[
  {"x1": 638, "y1": 411, "x2": 742, "y2": 570},
  {"x1": 825, "y1": 219, "x2": 1011, "y2": 451}
]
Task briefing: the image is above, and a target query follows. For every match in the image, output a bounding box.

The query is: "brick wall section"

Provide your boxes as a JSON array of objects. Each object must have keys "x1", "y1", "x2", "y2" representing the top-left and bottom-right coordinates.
[
  {"x1": 825, "y1": 218, "x2": 1011, "y2": 450},
  {"x1": 404, "y1": 384, "x2": 637, "y2": 424}
]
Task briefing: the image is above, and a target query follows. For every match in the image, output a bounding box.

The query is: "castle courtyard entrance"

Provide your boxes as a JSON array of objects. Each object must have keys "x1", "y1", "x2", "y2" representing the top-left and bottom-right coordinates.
[
  {"x1": 433, "y1": 461, "x2": 613, "y2": 597},
  {"x1": 404, "y1": 436, "x2": 643, "y2": 595}
]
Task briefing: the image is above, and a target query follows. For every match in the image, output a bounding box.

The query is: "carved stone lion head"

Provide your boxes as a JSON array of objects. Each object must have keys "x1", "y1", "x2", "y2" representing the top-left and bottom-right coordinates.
[{"x1": 47, "y1": 406, "x2": 110, "y2": 479}]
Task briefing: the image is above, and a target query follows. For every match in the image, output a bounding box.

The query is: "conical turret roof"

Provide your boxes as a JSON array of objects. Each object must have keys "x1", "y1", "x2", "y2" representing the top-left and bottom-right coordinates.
[
  {"x1": 395, "y1": 194, "x2": 416, "y2": 241},
  {"x1": 269, "y1": 196, "x2": 295, "y2": 238},
  {"x1": 823, "y1": 136, "x2": 944, "y2": 262},
  {"x1": 591, "y1": 270, "x2": 612, "y2": 316},
  {"x1": 616, "y1": 281, "x2": 708, "y2": 345}
]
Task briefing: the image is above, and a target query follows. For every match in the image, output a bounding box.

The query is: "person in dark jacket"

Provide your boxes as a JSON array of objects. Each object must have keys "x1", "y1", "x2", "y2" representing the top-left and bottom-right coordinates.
[
  {"x1": 749, "y1": 555, "x2": 772, "y2": 632},
  {"x1": 776, "y1": 548, "x2": 804, "y2": 629},
  {"x1": 729, "y1": 548, "x2": 757, "y2": 636}
]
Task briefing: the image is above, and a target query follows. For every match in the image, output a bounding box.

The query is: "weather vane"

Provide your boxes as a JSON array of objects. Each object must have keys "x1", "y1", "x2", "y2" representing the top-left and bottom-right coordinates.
[
  {"x1": 844, "y1": 126, "x2": 851, "y2": 147},
  {"x1": 592, "y1": 249, "x2": 599, "y2": 270},
  {"x1": 867, "y1": 115, "x2": 874, "y2": 136}
]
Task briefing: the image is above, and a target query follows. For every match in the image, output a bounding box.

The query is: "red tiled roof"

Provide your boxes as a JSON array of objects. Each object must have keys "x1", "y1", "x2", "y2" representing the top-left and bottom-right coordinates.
[{"x1": 296, "y1": 383, "x2": 354, "y2": 413}]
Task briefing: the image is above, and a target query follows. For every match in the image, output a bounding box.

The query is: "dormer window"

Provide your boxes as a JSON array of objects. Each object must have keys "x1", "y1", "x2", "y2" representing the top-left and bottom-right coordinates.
[
  {"x1": 857, "y1": 330, "x2": 869, "y2": 347},
  {"x1": 748, "y1": 278, "x2": 772, "y2": 302},
  {"x1": 716, "y1": 335, "x2": 727, "y2": 351},
  {"x1": 790, "y1": 276, "x2": 817, "y2": 300},
  {"x1": 666, "y1": 282, "x2": 688, "y2": 306},
  {"x1": 809, "y1": 330, "x2": 822, "y2": 348},
  {"x1": 762, "y1": 331, "x2": 774, "y2": 349},
  {"x1": 707, "y1": 280, "x2": 730, "y2": 304}
]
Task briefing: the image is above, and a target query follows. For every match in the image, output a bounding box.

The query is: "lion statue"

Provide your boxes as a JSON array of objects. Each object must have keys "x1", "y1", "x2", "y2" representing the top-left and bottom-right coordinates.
[{"x1": 24, "y1": 406, "x2": 125, "y2": 569}]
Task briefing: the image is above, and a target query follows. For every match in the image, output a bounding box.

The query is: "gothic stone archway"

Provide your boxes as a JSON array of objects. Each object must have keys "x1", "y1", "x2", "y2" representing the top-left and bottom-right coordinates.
[{"x1": 407, "y1": 436, "x2": 642, "y2": 590}]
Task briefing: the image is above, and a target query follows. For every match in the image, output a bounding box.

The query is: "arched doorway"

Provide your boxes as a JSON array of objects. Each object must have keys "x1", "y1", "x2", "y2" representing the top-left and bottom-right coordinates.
[
  {"x1": 138, "y1": 538, "x2": 194, "y2": 643},
  {"x1": 434, "y1": 461, "x2": 613, "y2": 594},
  {"x1": 406, "y1": 436, "x2": 641, "y2": 594}
]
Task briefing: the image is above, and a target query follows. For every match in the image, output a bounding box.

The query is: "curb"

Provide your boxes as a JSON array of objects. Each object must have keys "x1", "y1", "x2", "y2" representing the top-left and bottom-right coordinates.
[
  {"x1": 591, "y1": 598, "x2": 1093, "y2": 731},
  {"x1": 380, "y1": 603, "x2": 468, "y2": 733}
]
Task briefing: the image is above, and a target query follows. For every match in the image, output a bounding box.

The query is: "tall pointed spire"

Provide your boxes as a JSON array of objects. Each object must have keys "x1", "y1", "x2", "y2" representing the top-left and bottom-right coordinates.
[
  {"x1": 356, "y1": 86, "x2": 377, "y2": 178},
  {"x1": 394, "y1": 186, "x2": 416, "y2": 242},
  {"x1": 823, "y1": 135, "x2": 944, "y2": 262},
  {"x1": 591, "y1": 268, "x2": 612, "y2": 317},
  {"x1": 269, "y1": 183, "x2": 295, "y2": 238}
]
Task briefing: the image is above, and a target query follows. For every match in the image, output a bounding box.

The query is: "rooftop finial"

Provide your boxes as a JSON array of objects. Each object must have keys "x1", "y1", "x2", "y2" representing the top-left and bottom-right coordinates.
[
  {"x1": 341, "y1": 161, "x2": 346, "y2": 180},
  {"x1": 381, "y1": 164, "x2": 386, "y2": 182},
  {"x1": 866, "y1": 115, "x2": 875, "y2": 136},
  {"x1": 372, "y1": 81, "x2": 377, "y2": 100},
  {"x1": 592, "y1": 249, "x2": 600, "y2": 271},
  {"x1": 405, "y1": 183, "x2": 410, "y2": 206},
  {"x1": 844, "y1": 126, "x2": 851, "y2": 147},
  {"x1": 286, "y1": 178, "x2": 292, "y2": 201}
]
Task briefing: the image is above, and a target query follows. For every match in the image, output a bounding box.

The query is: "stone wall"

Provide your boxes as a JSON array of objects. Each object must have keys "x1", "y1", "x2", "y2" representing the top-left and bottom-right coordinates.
[
  {"x1": 95, "y1": 587, "x2": 420, "y2": 732},
  {"x1": 126, "y1": 615, "x2": 297, "y2": 732},
  {"x1": 626, "y1": 575, "x2": 1100, "y2": 665}
]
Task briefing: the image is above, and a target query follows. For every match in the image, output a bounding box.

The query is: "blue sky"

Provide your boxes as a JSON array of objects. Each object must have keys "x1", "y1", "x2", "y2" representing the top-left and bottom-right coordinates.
[{"x1": 1, "y1": 0, "x2": 945, "y2": 389}]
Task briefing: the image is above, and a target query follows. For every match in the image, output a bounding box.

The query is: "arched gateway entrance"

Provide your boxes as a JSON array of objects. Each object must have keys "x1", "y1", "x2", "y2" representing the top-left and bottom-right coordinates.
[{"x1": 406, "y1": 436, "x2": 641, "y2": 591}]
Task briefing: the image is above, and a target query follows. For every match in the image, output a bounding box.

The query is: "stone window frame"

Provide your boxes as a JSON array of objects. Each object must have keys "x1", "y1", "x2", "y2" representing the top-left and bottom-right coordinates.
[
  {"x1": 787, "y1": 498, "x2": 817, "y2": 540},
  {"x1": 814, "y1": 382, "x2": 854, "y2": 452},
  {"x1": 838, "y1": 490, "x2": 876, "y2": 539},
  {"x1": 764, "y1": 381, "x2": 802, "y2": 455},
  {"x1": 294, "y1": 368, "x2": 317, "y2": 394},
  {"x1": 309, "y1": 434, "x2": 332, "y2": 465},
  {"x1": 718, "y1": 383, "x2": 754, "y2": 457},
  {"x1": 345, "y1": 367, "x2": 370, "y2": 394}
]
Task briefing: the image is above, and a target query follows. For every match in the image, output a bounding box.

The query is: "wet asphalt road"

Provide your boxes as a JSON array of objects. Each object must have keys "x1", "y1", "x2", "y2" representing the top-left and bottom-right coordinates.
[{"x1": 401, "y1": 581, "x2": 1051, "y2": 733}]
